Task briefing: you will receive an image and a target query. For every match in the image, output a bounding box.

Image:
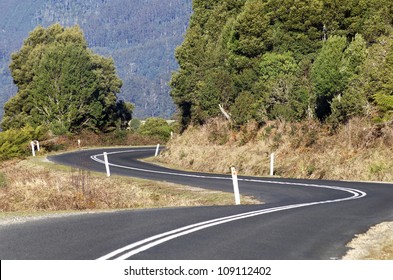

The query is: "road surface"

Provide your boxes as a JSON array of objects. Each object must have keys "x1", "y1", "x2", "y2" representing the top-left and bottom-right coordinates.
[{"x1": 1, "y1": 147, "x2": 393, "y2": 259}]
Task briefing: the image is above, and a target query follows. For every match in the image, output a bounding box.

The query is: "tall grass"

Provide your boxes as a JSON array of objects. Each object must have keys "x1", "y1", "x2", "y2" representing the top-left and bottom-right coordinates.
[{"x1": 0, "y1": 159, "x2": 258, "y2": 212}]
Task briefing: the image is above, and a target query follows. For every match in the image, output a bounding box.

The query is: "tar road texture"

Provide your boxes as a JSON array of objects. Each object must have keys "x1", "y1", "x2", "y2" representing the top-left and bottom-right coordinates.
[{"x1": 1, "y1": 147, "x2": 393, "y2": 260}]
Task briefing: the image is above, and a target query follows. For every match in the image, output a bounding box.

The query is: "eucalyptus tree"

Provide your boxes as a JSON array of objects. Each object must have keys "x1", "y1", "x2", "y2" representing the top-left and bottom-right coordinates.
[{"x1": 2, "y1": 24, "x2": 132, "y2": 134}]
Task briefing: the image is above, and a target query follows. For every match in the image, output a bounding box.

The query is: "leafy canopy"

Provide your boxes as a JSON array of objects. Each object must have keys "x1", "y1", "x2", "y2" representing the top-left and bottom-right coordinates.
[
  {"x1": 1, "y1": 23, "x2": 132, "y2": 134},
  {"x1": 171, "y1": 0, "x2": 393, "y2": 129}
]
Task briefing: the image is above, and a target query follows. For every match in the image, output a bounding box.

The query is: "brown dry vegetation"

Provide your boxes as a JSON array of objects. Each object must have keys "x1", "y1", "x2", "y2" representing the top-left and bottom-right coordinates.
[
  {"x1": 344, "y1": 222, "x2": 393, "y2": 260},
  {"x1": 157, "y1": 117, "x2": 393, "y2": 259},
  {"x1": 40, "y1": 130, "x2": 163, "y2": 152},
  {"x1": 0, "y1": 157, "x2": 259, "y2": 213},
  {"x1": 159, "y1": 117, "x2": 393, "y2": 181}
]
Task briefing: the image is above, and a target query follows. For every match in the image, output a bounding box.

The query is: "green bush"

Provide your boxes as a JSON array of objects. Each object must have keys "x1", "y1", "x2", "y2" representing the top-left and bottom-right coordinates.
[
  {"x1": 0, "y1": 126, "x2": 47, "y2": 161},
  {"x1": 129, "y1": 119, "x2": 141, "y2": 132},
  {"x1": 138, "y1": 118, "x2": 172, "y2": 142},
  {"x1": 230, "y1": 92, "x2": 266, "y2": 127}
]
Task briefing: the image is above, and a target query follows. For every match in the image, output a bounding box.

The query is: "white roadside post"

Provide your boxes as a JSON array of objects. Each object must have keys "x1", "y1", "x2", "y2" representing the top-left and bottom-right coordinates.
[
  {"x1": 77, "y1": 139, "x2": 81, "y2": 149},
  {"x1": 155, "y1": 144, "x2": 160, "y2": 157},
  {"x1": 30, "y1": 141, "x2": 36, "y2": 157},
  {"x1": 35, "y1": 141, "x2": 40, "y2": 152},
  {"x1": 103, "y1": 152, "x2": 111, "y2": 177},
  {"x1": 231, "y1": 167, "x2": 241, "y2": 205},
  {"x1": 270, "y1": 153, "x2": 275, "y2": 176}
]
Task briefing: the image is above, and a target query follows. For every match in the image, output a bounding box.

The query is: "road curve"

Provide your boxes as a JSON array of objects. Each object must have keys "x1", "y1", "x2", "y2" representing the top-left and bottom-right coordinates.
[{"x1": 1, "y1": 147, "x2": 393, "y2": 260}]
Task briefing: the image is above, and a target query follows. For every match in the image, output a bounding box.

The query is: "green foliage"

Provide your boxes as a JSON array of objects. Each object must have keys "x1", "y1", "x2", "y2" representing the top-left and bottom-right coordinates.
[
  {"x1": 129, "y1": 119, "x2": 141, "y2": 132},
  {"x1": 311, "y1": 36, "x2": 348, "y2": 120},
  {"x1": 230, "y1": 92, "x2": 265, "y2": 127},
  {"x1": 138, "y1": 118, "x2": 172, "y2": 142},
  {"x1": 312, "y1": 34, "x2": 369, "y2": 124},
  {"x1": 0, "y1": 0, "x2": 193, "y2": 120},
  {"x1": 228, "y1": 0, "x2": 269, "y2": 58},
  {"x1": 171, "y1": 0, "x2": 393, "y2": 129},
  {"x1": 1, "y1": 24, "x2": 131, "y2": 134},
  {"x1": 374, "y1": 92, "x2": 393, "y2": 121},
  {"x1": 170, "y1": 0, "x2": 244, "y2": 130},
  {"x1": 326, "y1": 35, "x2": 367, "y2": 125},
  {"x1": 114, "y1": 101, "x2": 134, "y2": 130},
  {"x1": 257, "y1": 52, "x2": 302, "y2": 120},
  {"x1": 353, "y1": 34, "x2": 393, "y2": 120},
  {"x1": 329, "y1": 92, "x2": 366, "y2": 127},
  {"x1": 0, "y1": 126, "x2": 47, "y2": 161},
  {"x1": 372, "y1": 42, "x2": 393, "y2": 118}
]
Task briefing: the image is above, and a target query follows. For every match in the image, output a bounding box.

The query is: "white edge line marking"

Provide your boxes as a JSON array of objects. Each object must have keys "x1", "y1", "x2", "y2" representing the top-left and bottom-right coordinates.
[{"x1": 90, "y1": 149, "x2": 367, "y2": 260}]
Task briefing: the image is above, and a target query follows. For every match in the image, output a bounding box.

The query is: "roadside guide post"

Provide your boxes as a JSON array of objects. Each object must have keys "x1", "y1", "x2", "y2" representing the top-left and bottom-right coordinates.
[
  {"x1": 31, "y1": 140, "x2": 40, "y2": 157},
  {"x1": 231, "y1": 167, "x2": 241, "y2": 205},
  {"x1": 30, "y1": 141, "x2": 36, "y2": 157},
  {"x1": 270, "y1": 153, "x2": 275, "y2": 176},
  {"x1": 155, "y1": 144, "x2": 160, "y2": 157},
  {"x1": 103, "y1": 152, "x2": 111, "y2": 177}
]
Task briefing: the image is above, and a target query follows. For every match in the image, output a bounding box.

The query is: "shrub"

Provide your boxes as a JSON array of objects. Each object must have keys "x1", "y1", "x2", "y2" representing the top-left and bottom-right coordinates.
[
  {"x1": 230, "y1": 92, "x2": 266, "y2": 127},
  {"x1": 138, "y1": 118, "x2": 172, "y2": 142},
  {"x1": 129, "y1": 119, "x2": 141, "y2": 132},
  {"x1": 0, "y1": 126, "x2": 47, "y2": 161}
]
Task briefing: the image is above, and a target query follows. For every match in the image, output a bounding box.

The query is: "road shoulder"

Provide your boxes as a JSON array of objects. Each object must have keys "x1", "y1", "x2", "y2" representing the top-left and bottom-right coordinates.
[{"x1": 343, "y1": 221, "x2": 393, "y2": 259}]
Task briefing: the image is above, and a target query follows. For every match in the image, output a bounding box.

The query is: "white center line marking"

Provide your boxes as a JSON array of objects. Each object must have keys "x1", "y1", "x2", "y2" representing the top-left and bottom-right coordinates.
[{"x1": 90, "y1": 150, "x2": 367, "y2": 260}]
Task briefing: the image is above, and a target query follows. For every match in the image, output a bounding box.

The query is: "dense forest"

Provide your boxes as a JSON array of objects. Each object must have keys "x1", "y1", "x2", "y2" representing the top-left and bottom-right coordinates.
[
  {"x1": 0, "y1": 0, "x2": 192, "y2": 119},
  {"x1": 171, "y1": 0, "x2": 393, "y2": 130}
]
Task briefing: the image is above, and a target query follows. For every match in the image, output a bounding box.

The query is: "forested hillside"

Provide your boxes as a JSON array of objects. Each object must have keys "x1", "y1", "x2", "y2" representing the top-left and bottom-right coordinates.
[
  {"x1": 0, "y1": 0, "x2": 192, "y2": 119},
  {"x1": 157, "y1": 0, "x2": 393, "y2": 183},
  {"x1": 171, "y1": 0, "x2": 393, "y2": 129}
]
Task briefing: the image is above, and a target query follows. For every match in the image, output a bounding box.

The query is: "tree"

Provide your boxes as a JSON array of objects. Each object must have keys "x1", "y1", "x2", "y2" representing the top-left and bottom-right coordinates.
[
  {"x1": 1, "y1": 24, "x2": 131, "y2": 134},
  {"x1": 170, "y1": 0, "x2": 393, "y2": 130},
  {"x1": 228, "y1": 0, "x2": 270, "y2": 58},
  {"x1": 329, "y1": 34, "x2": 368, "y2": 125},
  {"x1": 170, "y1": 0, "x2": 243, "y2": 130},
  {"x1": 257, "y1": 52, "x2": 300, "y2": 119},
  {"x1": 230, "y1": 91, "x2": 265, "y2": 126},
  {"x1": 357, "y1": 34, "x2": 393, "y2": 120},
  {"x1": 311, "y1": 36, "x2": 348, "y2": 120}
]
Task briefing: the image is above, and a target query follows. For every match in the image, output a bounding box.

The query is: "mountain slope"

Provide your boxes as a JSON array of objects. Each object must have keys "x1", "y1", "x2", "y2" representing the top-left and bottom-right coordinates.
[{"x1": 0, "y1": 0, "x2": 192, "y2": 119}]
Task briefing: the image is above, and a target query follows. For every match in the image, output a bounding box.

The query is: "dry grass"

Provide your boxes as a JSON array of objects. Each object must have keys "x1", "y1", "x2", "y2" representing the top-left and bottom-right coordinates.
[
  {"x1": 159, "y1": 117, "x2": 393, "y2": 181},
  {"x1": 0, "y1": 157, "x2": 259, "y2": 214},
  {"x1": 40, "y1": 130, "x2": 163, "y2": 153},
  {"x1": 343, "y1": 222, "x2": 393, "y2": 260},
  {"x1": 157, "y1": 117, "x2": 393, "y2": 260}
]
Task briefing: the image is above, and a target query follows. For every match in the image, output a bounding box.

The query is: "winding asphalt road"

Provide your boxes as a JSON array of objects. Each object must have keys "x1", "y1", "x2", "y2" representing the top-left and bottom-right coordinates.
[{"x1": 1, "y1": 147, "x2": 393, "y2": 260}]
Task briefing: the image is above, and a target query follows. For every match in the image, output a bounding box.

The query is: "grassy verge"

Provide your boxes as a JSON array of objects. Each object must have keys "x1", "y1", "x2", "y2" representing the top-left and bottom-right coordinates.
[
  {"x1": 158, "y1": 118, "x2": 393, "y2": 181},
  {"x1": 156, "y1": 117, "x2": 393, "y2": 259},
  {"x1": 343, "y1": 222, "x2": 393, "y2": 260},
  {"x1": 0, "y1": 155, "x2": 260, "y2": 222}
]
